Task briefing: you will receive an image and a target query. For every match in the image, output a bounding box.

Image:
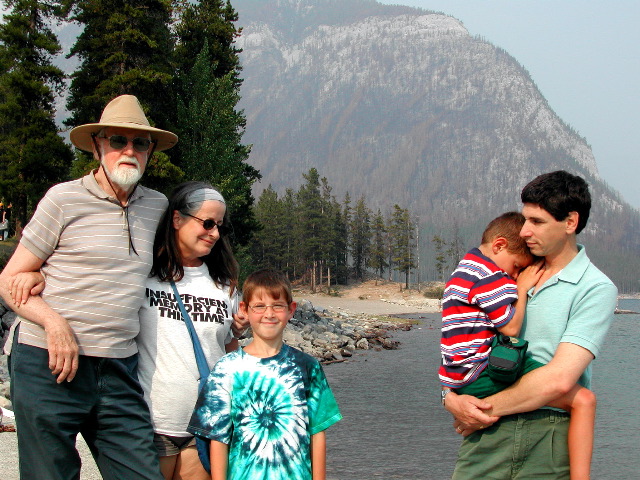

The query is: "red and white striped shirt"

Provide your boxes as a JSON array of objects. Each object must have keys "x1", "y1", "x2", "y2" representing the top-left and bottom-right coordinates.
[{"x1": 439, "y1": 248, "x2": 517, "y2": 388}]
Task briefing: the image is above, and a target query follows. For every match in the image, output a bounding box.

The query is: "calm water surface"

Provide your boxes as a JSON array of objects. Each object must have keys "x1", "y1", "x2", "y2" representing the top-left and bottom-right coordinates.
[{"x1": 323, "y1": 299, "x2": 639, "y2": 479}]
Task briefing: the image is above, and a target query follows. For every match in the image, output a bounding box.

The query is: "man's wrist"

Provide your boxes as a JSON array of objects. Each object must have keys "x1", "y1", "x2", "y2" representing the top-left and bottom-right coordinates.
[{"x1": 441, "y1": 387, "x2": 453, "y2": 407}]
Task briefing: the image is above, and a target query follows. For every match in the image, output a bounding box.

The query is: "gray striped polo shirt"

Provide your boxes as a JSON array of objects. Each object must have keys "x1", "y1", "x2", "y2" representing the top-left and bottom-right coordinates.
[{"x1": 17, "y1": 171, "x2": 168, "y2": 358}]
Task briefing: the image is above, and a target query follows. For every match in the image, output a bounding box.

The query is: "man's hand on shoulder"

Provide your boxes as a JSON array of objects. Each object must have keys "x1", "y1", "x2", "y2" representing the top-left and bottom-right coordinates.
[{"x1": 444, "y1": 390, "x2": 500, "y2": 433}]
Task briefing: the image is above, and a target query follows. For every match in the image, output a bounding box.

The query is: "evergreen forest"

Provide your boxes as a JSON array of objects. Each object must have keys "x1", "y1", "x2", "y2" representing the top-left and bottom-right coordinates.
[{"x1": 0, "y1": 0, "x2": 421, "y2": 289}]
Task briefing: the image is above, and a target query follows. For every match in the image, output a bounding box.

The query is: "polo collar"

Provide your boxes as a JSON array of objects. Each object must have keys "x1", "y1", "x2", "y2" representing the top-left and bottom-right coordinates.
[
  {"x1": 81, "y1": 170, "x2": 143, "y2": 204},
  {"x1": 555, "y1": 244, "x2": 589, "y2": 285}
]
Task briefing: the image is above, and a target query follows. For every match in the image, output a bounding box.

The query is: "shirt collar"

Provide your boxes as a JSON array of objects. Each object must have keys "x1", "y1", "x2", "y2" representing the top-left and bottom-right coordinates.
[
  {"x1": 556, "y1": 244, "x2": 589, "y2": 285},
  {"x1": 81, "y1": 170, "x2": 144, "y2": 203}
]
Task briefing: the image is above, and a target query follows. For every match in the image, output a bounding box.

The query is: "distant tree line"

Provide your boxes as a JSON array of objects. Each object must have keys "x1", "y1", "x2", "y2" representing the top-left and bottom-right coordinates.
[{"x1": 251, "y1": 168, "x2": 418, "y2": 290}]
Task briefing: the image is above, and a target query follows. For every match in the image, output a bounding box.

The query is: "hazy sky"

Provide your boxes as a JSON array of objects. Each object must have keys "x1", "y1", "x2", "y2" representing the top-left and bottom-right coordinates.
[{"x1": 379, "y1": 0, "x2": 640, "y2": 208}]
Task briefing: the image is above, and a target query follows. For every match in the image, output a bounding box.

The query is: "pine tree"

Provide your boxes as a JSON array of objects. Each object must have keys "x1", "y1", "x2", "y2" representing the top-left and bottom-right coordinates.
[
  {"x1": 330, "y1": 196, "x2": 349, "y2": 285},
  {"x1": 317, "y1": 177, "x2": 338, "y2": 288},
  {"x1": 432, "y1": 234, "x2": 447, "y2": 282},
  {"x1": 350, "y1": 195, "x2": 371, "y2": 281},
  {"x1": 280, "y1": 188, "x2": 297, "y2": 278},
  {"x1": 253, "y1": 185, "x2": 284, "y2": 269},
  {"x1": 295, "y1": 168, "x2": 325, "y2": 290},
  {"x1": 445, "y1": 223, "x2": 464, "y2": 274},
  {"x1": 389, "y1": 204, "x2": 416, "y2": 289},
  {"x1": 176, "y1": 42, "x2": 259, "y2": 246},
  {"x1": 173, "y1": 0, "x2": 241, "y2": 83},
  {"x1": 173, "y1": 1, "x2": 258, "y2": 249},
  {"x1": 368, "y1": 208, "x2": 388, "y2": 281},
  {"x1": 64, "y1": 0, "x2": 174, "y2": 128},
  {"x1": 0, "y1": 0, "x2": 72, "y2": 232},
  {"x1": 342, "y1": 192, "x2": 352, "y2": 280}
]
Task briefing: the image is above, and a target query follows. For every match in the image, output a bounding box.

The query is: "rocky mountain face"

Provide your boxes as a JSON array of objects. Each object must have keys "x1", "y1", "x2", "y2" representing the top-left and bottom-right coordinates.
[{"x1": 234, "y1": 0, "x2": 640, "y2": 289}]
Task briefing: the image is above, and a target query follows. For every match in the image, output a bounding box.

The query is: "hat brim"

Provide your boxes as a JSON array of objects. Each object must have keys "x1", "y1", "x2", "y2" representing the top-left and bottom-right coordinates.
[{"x1": 70, "y1": 122, "x2": 178, "y2": 152}]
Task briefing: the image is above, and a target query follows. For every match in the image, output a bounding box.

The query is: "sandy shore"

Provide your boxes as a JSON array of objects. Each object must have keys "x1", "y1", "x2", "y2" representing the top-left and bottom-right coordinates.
[
  {"x1": 0, "y1": 291, "x2": 440, "y2": 479},
  {"x1": 301, "y1": 288, "x2": 441, "y2": 317}
]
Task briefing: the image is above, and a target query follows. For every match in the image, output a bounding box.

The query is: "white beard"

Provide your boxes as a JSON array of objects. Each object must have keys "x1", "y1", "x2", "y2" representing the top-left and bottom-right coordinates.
[{"x1": 103, "y1": 156, "x2": 142, "y2": 188}]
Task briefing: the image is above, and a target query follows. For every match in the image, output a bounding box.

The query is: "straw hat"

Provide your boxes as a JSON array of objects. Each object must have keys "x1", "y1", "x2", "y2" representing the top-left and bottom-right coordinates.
[{"x1": 69, "y1": 95, "x2": 178, "y2": 152}]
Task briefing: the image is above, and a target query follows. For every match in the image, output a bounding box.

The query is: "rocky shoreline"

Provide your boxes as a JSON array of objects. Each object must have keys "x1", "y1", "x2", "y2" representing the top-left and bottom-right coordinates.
[
  {"x1": 0, "y1": 298, "x2": 15, "y2": 411},
  {"x1": 0, "y1": 297, "x2": 414, "y2": 412}
]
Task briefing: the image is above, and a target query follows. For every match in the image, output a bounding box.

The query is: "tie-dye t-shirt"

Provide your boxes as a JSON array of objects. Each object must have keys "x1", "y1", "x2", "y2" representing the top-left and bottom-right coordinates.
[{"x1": 188, "y1": 344, "x2": 342, "y2": 480}]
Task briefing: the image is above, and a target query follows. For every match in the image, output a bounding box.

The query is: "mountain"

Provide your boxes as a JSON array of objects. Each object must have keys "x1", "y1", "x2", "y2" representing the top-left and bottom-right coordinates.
[{"x1": 233, "y1": 0, "x2": 640, "y2": 290}]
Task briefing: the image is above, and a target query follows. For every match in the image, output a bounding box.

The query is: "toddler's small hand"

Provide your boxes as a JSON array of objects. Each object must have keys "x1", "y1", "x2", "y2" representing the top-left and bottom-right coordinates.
[{"x1": 516, "y1": 261, "x2": 544, "y2": 291}]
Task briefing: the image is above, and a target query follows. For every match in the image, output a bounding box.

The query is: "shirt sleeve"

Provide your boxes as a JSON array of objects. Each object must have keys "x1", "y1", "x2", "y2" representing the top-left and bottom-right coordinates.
[
  {"x1": 187, "y1": 357, "x2": 234, "y2": 443},
  {"x1": 20, "y1": 188, "x2": 66, "y2": 260},
  {"x1": 307, "y1": 361, "x2": 342, "y2": 435},
  {"x1": 469, "y1": 272, "x2": 518, "y2": 328},
  {"x1": 561, "y1": 281, "x2": 618, "y2": 357}
]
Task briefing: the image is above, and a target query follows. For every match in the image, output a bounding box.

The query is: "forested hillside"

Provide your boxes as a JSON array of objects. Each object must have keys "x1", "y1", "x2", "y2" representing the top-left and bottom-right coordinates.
[{"x1": 234, "y1": 0, "x2": 640, "y2": 291}]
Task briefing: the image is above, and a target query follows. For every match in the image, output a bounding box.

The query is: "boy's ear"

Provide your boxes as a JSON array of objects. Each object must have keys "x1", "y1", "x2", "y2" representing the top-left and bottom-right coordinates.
[
  {"x1": 492, "y1": 236, "x2": 508, "y2": 253},
  {"x1": 289, "y1": 301, "x2": 297, "y2": 316},
  {"x1": 239, "y1": 301, "x2": 248, "y2": 315}
]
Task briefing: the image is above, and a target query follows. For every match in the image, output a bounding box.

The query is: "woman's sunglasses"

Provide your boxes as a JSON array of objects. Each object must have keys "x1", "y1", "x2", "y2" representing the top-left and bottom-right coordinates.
[{"x1": 184, "y1": 213, "x2": 231, "y2": 235}]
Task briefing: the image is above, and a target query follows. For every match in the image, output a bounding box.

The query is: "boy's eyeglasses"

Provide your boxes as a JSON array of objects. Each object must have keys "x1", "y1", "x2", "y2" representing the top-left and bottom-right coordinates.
[
  {"x1": 184, "y1": 213, "x2": 230, "y2": 235},
  {"x1": 248, "y1": 303, "x2": 289, "y2": 314},
  {"x1": 96, "y1": 134, "x2": 155, "y2": 153}
]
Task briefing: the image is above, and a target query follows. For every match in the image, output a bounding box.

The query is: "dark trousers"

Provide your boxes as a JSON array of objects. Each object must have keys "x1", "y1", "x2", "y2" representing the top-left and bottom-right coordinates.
[{"x1": 9, "y1": 333, "x2": 162, "y2": 480}]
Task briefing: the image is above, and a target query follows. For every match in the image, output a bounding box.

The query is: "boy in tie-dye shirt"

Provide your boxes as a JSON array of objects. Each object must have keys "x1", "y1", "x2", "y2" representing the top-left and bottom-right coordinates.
[{"x1": 188, "y1": 269, "x2": 342, "y2": 480}]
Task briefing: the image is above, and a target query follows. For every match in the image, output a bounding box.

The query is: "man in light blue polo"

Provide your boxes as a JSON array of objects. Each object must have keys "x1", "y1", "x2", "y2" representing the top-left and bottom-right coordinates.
[{"x1": 443, "y1": 170, "x2": 617, "y2": 479}]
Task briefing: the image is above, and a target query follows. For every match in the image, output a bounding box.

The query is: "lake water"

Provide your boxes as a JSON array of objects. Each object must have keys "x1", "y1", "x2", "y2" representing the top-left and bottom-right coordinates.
[{"x1": 323, "y1": 299, "x2": 639, "y2": 479}]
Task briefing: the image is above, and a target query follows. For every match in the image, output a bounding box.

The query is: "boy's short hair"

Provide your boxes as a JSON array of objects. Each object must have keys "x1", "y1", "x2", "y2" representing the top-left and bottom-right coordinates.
[
  {"x1": 242, "y1": 269, "x2": 293, "y2": 305},
  {"x1": 481, "y1": 211, "x2": 531, "y2": 257},
  {"x1": 521, "y1": 170, "x2": 591, "y2": 234}
]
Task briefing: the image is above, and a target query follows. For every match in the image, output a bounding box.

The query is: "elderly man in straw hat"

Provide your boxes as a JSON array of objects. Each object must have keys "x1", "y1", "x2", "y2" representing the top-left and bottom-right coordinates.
[{"x1": 0, "y1": 95, "x2": 177, "y2": 480}]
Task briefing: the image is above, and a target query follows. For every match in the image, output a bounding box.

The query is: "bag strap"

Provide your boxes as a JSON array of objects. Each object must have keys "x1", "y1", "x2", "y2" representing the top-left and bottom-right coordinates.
[{"x1": 170, "y1": 281, "x2": 210, "y2": 385}]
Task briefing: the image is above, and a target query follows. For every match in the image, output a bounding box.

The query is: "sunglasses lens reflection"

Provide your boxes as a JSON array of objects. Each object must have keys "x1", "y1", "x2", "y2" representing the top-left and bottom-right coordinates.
[
  {"x1": 108, "y1": 135, "x2": 151, "y2": 152},
  {"x1": 109, "y1": 135, "x2": 127, "y2": 149},
  {"x1": 132, "y1": 138, "x2": 151, "y2": 152}
]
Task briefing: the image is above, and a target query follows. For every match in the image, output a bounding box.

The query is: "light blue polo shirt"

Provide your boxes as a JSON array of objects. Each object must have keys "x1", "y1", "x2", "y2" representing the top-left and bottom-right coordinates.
[{"x1": 520, "y1": 245, "x2": 617, "y2": 389}]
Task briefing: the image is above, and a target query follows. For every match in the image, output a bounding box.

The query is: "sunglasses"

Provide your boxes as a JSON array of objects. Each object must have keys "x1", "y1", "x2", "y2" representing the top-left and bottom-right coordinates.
[
  {"x1": 184, "y1": 213, "x2": 230, "y2": 235},
  {"x1": 97, "y1": 134, "x2": 155, "y2": 153}
]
